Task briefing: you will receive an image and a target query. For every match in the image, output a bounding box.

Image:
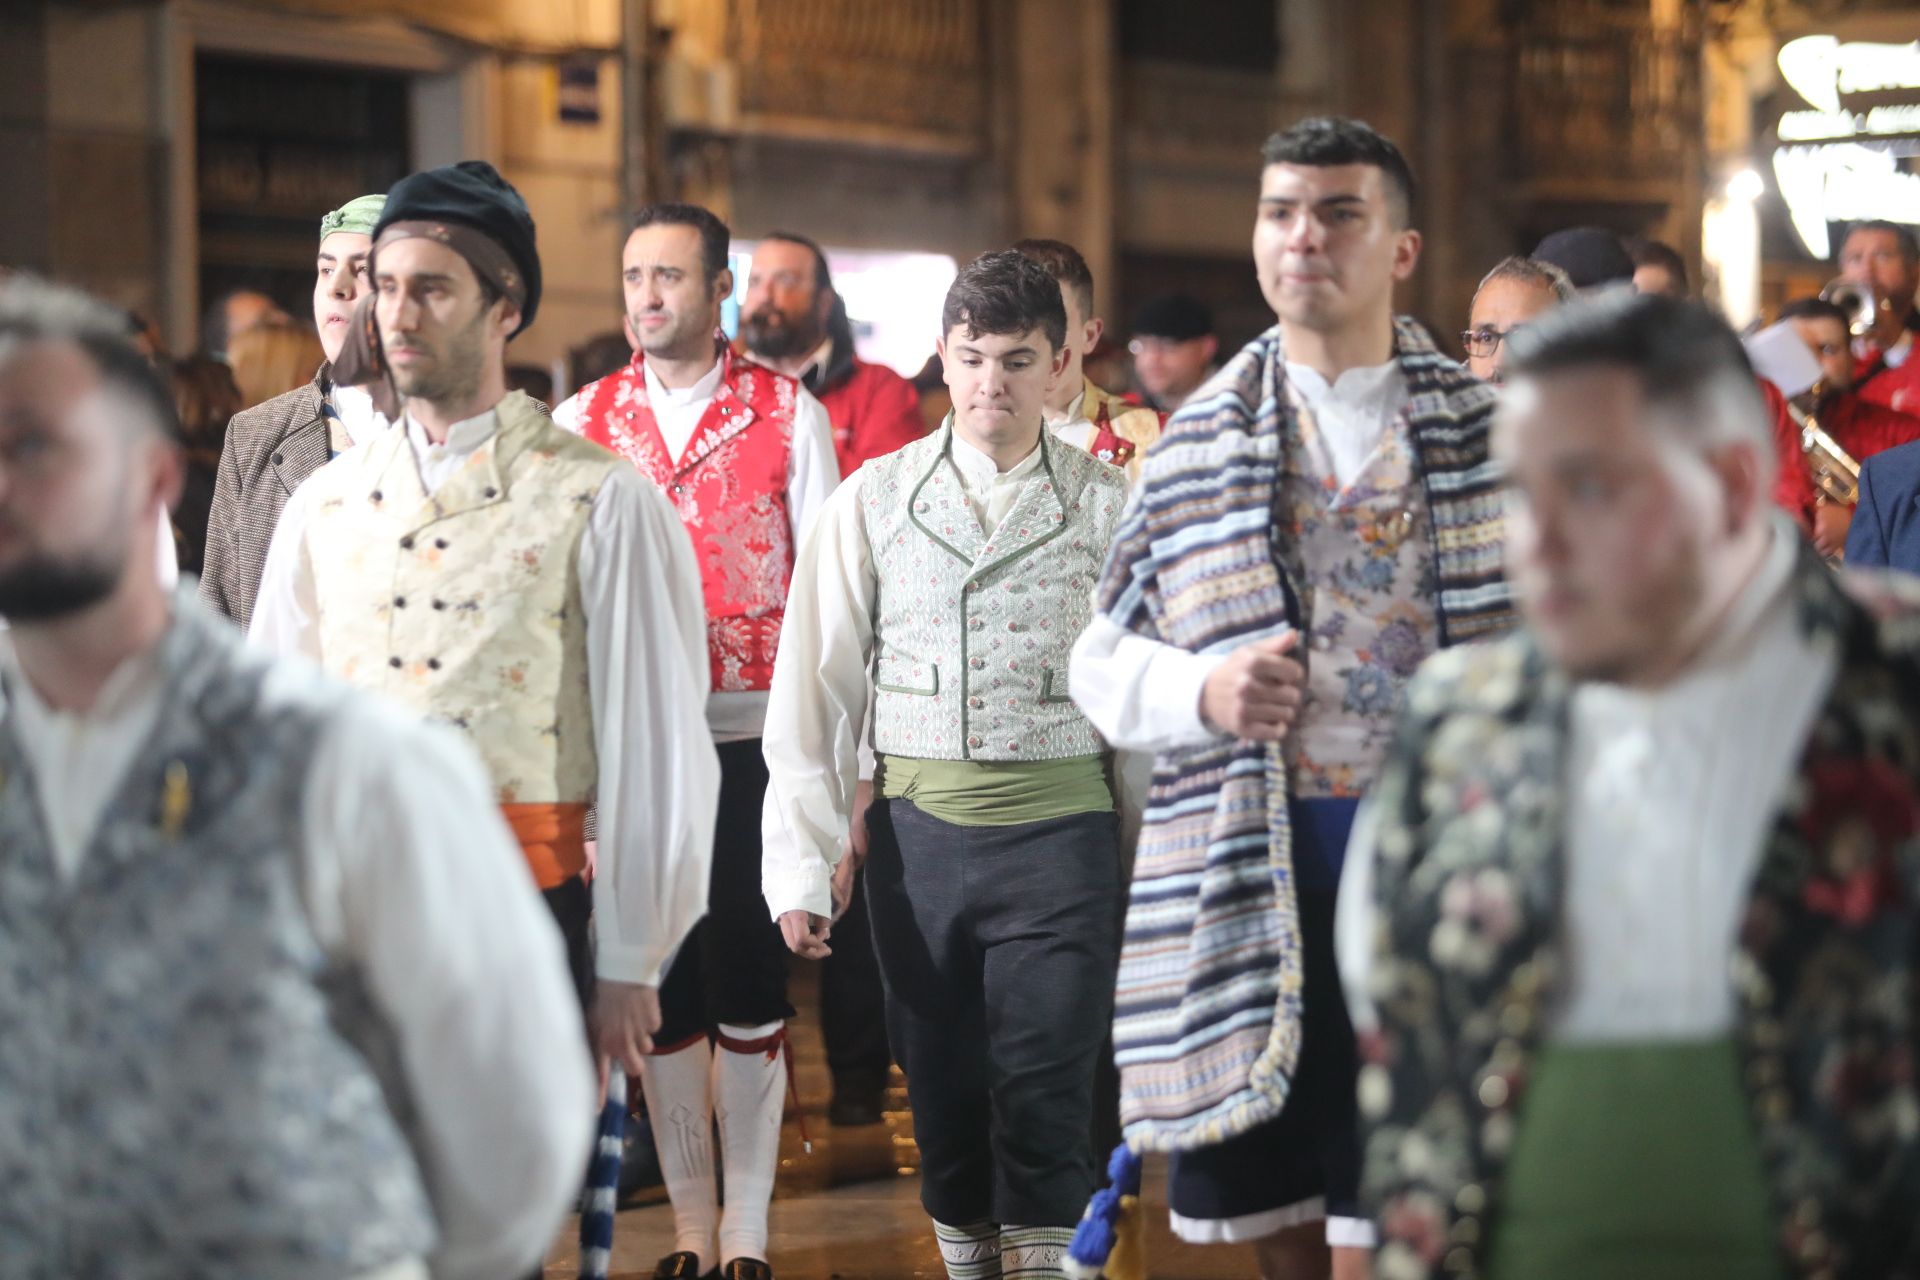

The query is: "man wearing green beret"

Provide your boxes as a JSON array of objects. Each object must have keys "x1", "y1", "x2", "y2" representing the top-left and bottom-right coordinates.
[{"x1": 199, "y1": 193, "x2": 390, "y2": 629}]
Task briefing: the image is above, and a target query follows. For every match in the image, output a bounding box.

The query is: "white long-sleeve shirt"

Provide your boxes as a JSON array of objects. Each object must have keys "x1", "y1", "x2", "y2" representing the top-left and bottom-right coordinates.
[
  {"x1": 0, "y1": 620, "x2": 595, "y2": 1280},
  {"x1": 554, "y1": 358, "x2": 839, "y2": 741},
  {"x1": 761, "y1": 435, "x2": 1041, "y2": 920},
  {"x1": 249, "y1": 408, "x2": 720, "y2": 987},
  {"x1": 1337, "y1": 521, "x2": 1831, "y2": 1042}
]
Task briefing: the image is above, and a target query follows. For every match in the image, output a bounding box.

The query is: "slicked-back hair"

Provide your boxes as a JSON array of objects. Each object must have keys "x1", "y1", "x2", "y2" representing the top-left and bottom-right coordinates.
[
  {"x1": 632, "y1": 202, "x2": 732, "y2": 284},
  {"x1": 1476, "y1": 255, "x2": 1576, "y2": 304},
  {"x1": 0, "y1": 275, "x2": 182, "y2": 442},
  {"x1": 1625, "y1": 236, "x2": 1688, "y2": 291},
  {"x1": 1842, "y1": 219, "x2": 1920, "y2": 266},
  {"x1": 1778, "y1": 296, "x2": 1851, "y2": 329},
  {"x1": 1261, "y1": 116, "x2": 1418, "y2": 228},
  {"x1": 761, "y1": 230, "x2": 833, "y2": 295},
  {"x1": 1011, "y1": 238, "x2": 1096, "y2": 321},
  {"x1": 941, "y1": 250, "x2": 1068, "y2": 352},
  {"x1": 1505, "y1": 289, "x2": 1770, "y2": 468}
]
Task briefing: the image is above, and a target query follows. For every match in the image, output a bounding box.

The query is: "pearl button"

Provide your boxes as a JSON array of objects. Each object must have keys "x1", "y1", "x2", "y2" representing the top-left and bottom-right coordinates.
[
  {"x1": 966, "y1": 735, "x2": 982, "y2": 749},
  {"x1": 969, "y1": 657, "x2": 985, "y2": 670}
]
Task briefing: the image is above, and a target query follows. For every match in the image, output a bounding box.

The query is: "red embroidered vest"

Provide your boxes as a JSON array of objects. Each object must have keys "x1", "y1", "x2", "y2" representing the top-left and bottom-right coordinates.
[{"x1": 577, "y1": 349, "x2": 798, "y2": 692}]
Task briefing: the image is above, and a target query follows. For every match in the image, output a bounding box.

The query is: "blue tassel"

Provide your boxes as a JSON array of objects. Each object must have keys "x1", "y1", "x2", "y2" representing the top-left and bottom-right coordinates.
[
  {"x1": 578, "y1": 1067, "x2": 627, "y2": 1280},
  {"x1": 1066, "y1": 1143, "x2": 1143, "y2": 1277}
]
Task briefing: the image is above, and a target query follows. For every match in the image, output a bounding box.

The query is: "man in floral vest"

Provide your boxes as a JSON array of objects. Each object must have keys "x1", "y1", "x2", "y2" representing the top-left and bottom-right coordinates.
[
  {"x1": 554, "y1": 202, "x2": 838, "y2": 1280},
  {"x1": 1345, "y1": 290, "x2": 1920, "y2": 1279},
  {"x1": 762, "y1": 250, "x2": 1131, "y2": 1280}
]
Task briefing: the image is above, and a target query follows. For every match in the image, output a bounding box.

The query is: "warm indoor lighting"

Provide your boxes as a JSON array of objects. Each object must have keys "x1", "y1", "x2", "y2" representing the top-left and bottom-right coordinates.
[{"x1": 1726, "y1": 168, "x2": 1765, "y2": 203}]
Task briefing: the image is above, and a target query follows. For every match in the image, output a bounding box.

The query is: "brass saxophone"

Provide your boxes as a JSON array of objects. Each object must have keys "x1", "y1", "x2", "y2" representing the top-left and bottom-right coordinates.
[{"x1": 1785, "y1": 382, "x2": 1860, "y2": 506}]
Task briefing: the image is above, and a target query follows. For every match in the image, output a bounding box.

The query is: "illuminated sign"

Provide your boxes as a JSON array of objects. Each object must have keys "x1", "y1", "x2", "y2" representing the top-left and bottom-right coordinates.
[{"x1": 1771, "y1": 35, "x2": 1920, "y2": 258}]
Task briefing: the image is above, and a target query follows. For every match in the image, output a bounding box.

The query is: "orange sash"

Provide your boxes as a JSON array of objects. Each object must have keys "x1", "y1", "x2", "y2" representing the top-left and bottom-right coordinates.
[{"x1": 501, "y1": 802, "x2": 589, "y2": 890}]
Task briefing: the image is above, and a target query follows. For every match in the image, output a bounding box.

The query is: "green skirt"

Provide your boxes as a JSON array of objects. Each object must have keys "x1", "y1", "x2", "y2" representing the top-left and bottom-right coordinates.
[{"x1": 1489, "y1": 1038, "x2": 1783, "y2": 1280}]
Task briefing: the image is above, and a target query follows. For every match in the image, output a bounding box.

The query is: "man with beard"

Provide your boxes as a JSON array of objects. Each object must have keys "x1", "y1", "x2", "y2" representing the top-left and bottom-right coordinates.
[
  {"x1": 249, "y1": 163, "x2": 720, "y2": 1263},
  {"x1": 0, "y1": 274, "x2": 596, "y2": 1279},
  {"x1": 1346, "y1": 290, "x2": 1920, "y2": 1280},
  {"x1": 201, "y1": 193, "x2": 390, "y2": 630},
  {"x1": 553, "y1": 202, "x2": 837, "y2": 1280},
  {"x1": 738, "y1": 229, "x2": 917, "y2": 1127},
  {"x1": 1070, "y1": 116, "x2": 1512, "y2": 1280},
  {"x1": 741, "y1": 231, "x2": 924, "y2": 474}
]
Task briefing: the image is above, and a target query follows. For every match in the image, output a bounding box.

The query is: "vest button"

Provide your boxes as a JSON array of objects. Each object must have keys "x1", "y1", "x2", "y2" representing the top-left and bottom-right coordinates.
[
  {"x1": 399, "y1": 536, "x2": 414, "y2": 550},
  {"x1": 435, "y1": 538, "x2": 449, "y2": 550},
  {"x1": 968, "y1": 657, "x2": 984, "y2": 670},
  {"x1": 388, "y1": 656, "x2": 402, "y2": 668},
  {"x1": 967, "y1": 735, "x2": 982, "y2": 749},
  {"x1": 271, "y1": 452, "x2": 283, "y2": 465},
  {"x1": 968, "y1": 618, "x2": 984, "y2": 632},
  {"x1": 370, "y1": 489, "x2": 383, "y2": 502},
  {"x1": 427, "y1": 658, "x2": 441, "y2": 671},
  {"x1": 483, "y1": 487, "x2": 498, "y2": 498},
  {"x1": 393, "y1": 596, "x2": 406, "y2": 608},
  {"x1": 967, "y1": 697, "x2": 983, "y2": 709},
  {"x1": 432, "y1": 599, "x2": 446, "y2": 610}
]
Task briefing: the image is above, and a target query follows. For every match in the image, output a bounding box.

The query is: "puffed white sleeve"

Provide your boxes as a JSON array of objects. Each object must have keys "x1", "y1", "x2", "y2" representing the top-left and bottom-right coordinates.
[
  {"x1": 785, "y1": 386, "x2": 841, "y2": 544},
  {"x1": 1068, "y1": 614, "x2": 1226, "y2": 752},
  {"x1": 246, "y1": 478, "x2": 323, "y2": 660},
  {"x1": 578, "y1": 463, "x2": 719, "y2": 985},
  {"x1": 296, "y1": 689, "x2": 595, "y2": 1280},
  {"x1": 761, "y1": 471, "x2": 877, "y2": 920}
]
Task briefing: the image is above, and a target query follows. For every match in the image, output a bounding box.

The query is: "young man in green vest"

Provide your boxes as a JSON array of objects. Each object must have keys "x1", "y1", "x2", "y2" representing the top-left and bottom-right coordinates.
[{"x1": 762, "y1": 250, "x2": 1131, "y2": 1280}]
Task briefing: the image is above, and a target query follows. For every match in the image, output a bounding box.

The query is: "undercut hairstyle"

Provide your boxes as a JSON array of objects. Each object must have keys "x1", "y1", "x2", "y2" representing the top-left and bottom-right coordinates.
[
  {"x1": 1261, "y1": 116, "x2": 1418, "y2": 228},
  {"x1": 1011, "y1": 238, "x2": 1096, "y2": 321},
  {"x1": 1625, "y1": 236, "x2": 1688, "y2": 291},
  {"x1": 1506, "y1": 289, "x2": 1770, "y2": 471},
  {"x1": 0, "y1": 275, "x2": 182, "y2": 442},
  {"x1": 1778, "y1": 296, "x2": 1851, "y2": 329},
  {"x1": 941, "y1": 250, "x2": 1068, "y2": 352},
  {"x1": 1843, "y1": 219, "x2": 1920, "y2": 266},
  {"x1": 1475, "y1": 256, "x2": 1576, "y2": 304},
  {"x1": 761, "y1": 230, "x2": 834, "y2": 295},
  {"x1": 632, "y1": 202, "x2": 732, "y2": 284}
]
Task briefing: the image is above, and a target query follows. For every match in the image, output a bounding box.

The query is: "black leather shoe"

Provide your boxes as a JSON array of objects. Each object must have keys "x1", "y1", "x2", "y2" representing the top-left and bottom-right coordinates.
[
  {"x1": 720, "y1": 1260, "x2": 773, "y2": 1280},
  {"x1": 652, "y1": 1252, "x2": 717, "y2": 1280}
]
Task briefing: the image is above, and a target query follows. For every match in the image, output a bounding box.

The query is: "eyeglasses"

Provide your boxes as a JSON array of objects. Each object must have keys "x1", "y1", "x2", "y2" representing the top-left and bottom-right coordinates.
[{"x1": 1460, "y1": 327, "x2": 1518, "y2": 358}]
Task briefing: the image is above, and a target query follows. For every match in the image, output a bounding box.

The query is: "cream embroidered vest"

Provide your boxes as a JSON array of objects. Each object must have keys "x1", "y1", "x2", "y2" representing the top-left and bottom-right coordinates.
[
  {"x1": 860, "y1": 426, "x2": 1127, "y2": 761},
  {"x1": 305, "y1": 392, "x2": 619, "y2": 805}
]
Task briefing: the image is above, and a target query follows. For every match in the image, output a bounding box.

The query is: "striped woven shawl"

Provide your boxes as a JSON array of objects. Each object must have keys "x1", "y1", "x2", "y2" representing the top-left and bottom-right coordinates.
[{"x1": 1094, "y1": 317, "x2": 1511, "y2": 1152}]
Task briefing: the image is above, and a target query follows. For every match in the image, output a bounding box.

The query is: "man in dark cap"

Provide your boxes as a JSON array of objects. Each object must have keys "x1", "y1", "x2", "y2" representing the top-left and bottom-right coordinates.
[
  {"x1": 249, "y1": 165, "x2": 721, "y2": 1243},
  {"x1": 1531, "y1": 226, "x2": 1637, "y2": 292},
  {"x1": 1127, "y1": 293, "x2": 1219, "y2": 412}
]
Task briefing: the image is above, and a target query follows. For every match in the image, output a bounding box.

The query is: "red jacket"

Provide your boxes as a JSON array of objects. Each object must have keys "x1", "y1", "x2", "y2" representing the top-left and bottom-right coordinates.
[
  {"x1": 1853, "y1": 348, "x2": 1920, "y2": 418},
  {"x1": 1768, "y1": 375, "x2": 1920, "y2": 524},
  {"x1": 811, "y1": 352, "x2": 925, "y2": 474},
  {"x1": 1763, "y1": 378, "x2": 1816, "y2": 531}
]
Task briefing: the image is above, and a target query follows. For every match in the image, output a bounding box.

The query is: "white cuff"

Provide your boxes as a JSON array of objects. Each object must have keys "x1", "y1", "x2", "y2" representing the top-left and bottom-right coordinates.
[
  {"x1": 1326, "y1": 1216, "x2": 1378, "y2": 1249},
  {"x1": 594, "y1": 938, "x2": 674, "y2": 987},
  {"x1": 764, "y1": 863, "x2": 834, "y2": 922}
]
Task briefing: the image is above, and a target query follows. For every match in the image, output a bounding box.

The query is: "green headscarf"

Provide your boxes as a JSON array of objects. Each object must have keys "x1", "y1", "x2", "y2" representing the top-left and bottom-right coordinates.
[{"x1": 318, "y1": 193, "x2": 387, "y2": 242}]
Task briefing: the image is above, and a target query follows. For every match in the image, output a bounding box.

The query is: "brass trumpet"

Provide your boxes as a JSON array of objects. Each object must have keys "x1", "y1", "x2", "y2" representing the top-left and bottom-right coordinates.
[
  {"x1": 1820, "y1": 277, "x2": 1881, "y2": 339},
  {"x1": 1784, "y1": 381, "x2": 1860, "y2": 506}
]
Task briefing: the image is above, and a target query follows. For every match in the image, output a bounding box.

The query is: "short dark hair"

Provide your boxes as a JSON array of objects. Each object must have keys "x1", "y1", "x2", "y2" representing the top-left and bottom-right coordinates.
[
  {"x1": 941, "y1": 250, "x2": 1067, "y2": 352},
  {"x1": 1842, "y1": 219, "x2": 1920, "y2": 266},
  {"x1": 1506, "y1": 289, "x2": 1768, "y2": 459},
  {"x1": 1625, "y1": 236, "x2": 1688, "y2": 290},
  {"x1": 0, "y1": 275, "x2": 182, "y2": 442},
  {"x1": 1778, "y1": 296, "x2": 1851, "y2": 329},
  {"x1": 632, "y1": 203, "x2": 732, "y2": 283},
  {"x1": 1260, "y1": 116, "x2": 1417, "y2": 227},
  {"x1": 1011, "y1": 238, "x2": 1096, "y2": 321},
  {"x1": 760, "y1": 230, "x2": 833, "y2": 295}
]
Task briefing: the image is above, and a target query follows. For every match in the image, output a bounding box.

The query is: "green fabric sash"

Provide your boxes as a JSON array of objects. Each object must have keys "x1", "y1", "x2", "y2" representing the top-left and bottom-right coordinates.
[
  {"x1": 875, "y1": 753, "x2": 1110, "y2": 826},
  {"x1": 1489, "y1": 1038, "x2": 1781, "y2": 1280}
]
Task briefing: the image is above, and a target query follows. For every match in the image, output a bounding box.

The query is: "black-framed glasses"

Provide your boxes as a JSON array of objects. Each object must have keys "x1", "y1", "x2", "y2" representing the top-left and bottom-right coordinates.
[{"x1": 1460, "y1": 327, "x2": 1518, "y2": 358}]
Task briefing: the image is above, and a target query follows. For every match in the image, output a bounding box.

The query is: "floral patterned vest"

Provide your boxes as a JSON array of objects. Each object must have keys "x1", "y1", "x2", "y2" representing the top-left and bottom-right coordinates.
[
  {"x1": 576, "y1": 349, "x2": 799, "y2": 692},
  {"x1": 861, "y1": 426, "x2": 1127, "y2": 761},
  {"x1": 304, "y1": 391, "x2": 616, "y2": 807}
]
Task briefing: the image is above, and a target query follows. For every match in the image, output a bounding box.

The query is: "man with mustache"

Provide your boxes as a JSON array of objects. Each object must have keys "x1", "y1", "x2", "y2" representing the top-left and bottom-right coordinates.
[
  {"x1": 249, "y1": 162, "x2": 721, "y2": 1265},
  {"x1": 200, "y1": 194, "x2": 390, "y2": 630},
  {"x1": 0, "y1": 274, "x2": 595, "y2": 1279},
  {"x1": 553, "y1": 202, "x2": 837, "y2": 1280}
]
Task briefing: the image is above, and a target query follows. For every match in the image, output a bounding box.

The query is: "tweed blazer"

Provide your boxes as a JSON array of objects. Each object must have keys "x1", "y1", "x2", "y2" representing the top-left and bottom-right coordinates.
[
  {"x1": 198, "y1": 370, "x2": 330, "y2": 632},
  {"x1": 1361, "y1": 544, "x2": 1920, "y2": 1280}
]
